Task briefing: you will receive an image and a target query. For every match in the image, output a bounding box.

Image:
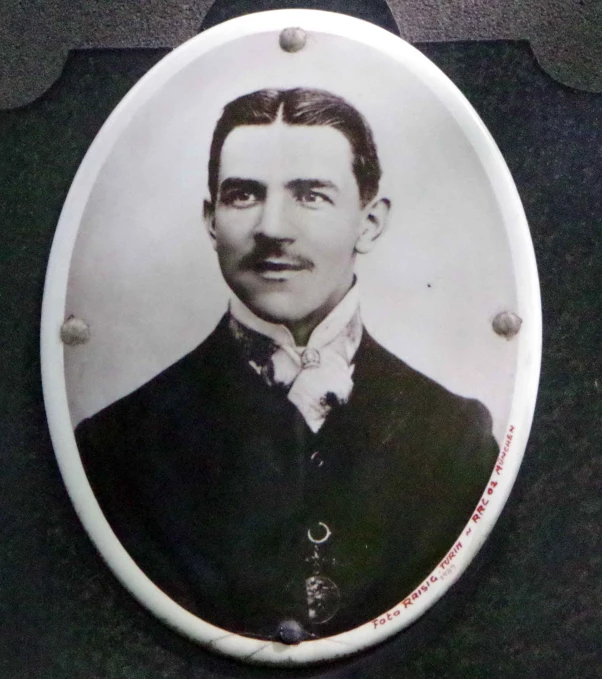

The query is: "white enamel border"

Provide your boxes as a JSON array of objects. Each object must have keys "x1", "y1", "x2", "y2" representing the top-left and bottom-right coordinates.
[{"x1": 41, "y1": 9, "x2": 542, "y2": 666}]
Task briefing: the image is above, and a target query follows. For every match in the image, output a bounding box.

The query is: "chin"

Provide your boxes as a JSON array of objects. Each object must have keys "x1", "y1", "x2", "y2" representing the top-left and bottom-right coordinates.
[{"x1": 244, "y1": 291, "x2": 310, "y2": 327}]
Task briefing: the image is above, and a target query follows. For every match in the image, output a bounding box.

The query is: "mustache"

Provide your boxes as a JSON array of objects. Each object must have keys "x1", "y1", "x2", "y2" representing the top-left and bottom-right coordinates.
[{"x1": 240, "y1": 238, "x2": 315, "y2": 272}]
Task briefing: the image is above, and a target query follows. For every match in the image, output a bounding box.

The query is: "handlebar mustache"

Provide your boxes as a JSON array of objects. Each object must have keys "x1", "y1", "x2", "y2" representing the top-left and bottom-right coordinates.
[{"x1": 240, "y1": 239, "x2": 315, "y2": 271}]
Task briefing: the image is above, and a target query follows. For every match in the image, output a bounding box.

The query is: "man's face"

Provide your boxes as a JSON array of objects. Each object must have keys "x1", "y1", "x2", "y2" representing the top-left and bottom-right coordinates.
[{"x1": 206, "y1": 121, "x2": 385, "y2": 339}]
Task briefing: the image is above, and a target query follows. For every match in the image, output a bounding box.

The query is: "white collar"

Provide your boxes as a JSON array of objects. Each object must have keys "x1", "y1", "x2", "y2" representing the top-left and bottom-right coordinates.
[{"x1": 229, "y1": 286, "x2": 362, "y2": 432}]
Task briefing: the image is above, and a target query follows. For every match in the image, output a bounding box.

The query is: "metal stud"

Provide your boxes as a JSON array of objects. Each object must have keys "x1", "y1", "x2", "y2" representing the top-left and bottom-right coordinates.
[
  {"x1": 492, "y1": 311, "x2": 522, "y2": 339},
  {"x1": 279, "y1": 27, "x2": 307, "y2": 53},
  {"x1": 276, "y1": 619, "x2": 306, "y2": 645},
  {"x1": 60, "y1": 315, "x2": 90, "y2": 346}
]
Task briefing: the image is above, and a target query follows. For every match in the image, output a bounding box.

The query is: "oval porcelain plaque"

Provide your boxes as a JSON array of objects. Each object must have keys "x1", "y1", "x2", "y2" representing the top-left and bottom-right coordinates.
[{"x1": 41, "y1": 9, "x2": 541, "y2": 666}]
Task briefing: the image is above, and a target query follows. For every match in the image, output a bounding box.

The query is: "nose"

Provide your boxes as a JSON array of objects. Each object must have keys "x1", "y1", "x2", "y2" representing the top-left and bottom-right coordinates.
[{"x1": 254, "y1": 189, "x2": 295, "y2": 241}]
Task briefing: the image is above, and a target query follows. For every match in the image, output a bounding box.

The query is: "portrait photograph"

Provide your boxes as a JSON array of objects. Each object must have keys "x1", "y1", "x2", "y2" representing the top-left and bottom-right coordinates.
[{"x1": 41, "y1": 10, "x2": 541, "y2": 665}]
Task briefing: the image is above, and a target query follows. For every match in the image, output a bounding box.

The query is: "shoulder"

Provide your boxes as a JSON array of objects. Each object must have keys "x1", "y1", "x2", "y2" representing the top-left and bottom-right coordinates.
[
  {"x1": 352, "y1": 330, "x2": 498, "y2": 467},
  {"x1": 75, "y1": 317, "x2": 231, "y2": 442},
  {"x1": 351, "y1": 332, "x2": 499, "y2": 517},
  {"x1": 356, "y1": 332, "x2": 492, "y2": 423}
]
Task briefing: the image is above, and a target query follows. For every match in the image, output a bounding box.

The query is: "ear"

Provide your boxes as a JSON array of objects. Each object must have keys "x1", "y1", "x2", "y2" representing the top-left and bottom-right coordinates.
[
  {"x1": 355, "y1": 197, "x2": 390, "y2": 254},
  {"x1": 203, "y1": 199, "x2": 217, "y2": 250}
]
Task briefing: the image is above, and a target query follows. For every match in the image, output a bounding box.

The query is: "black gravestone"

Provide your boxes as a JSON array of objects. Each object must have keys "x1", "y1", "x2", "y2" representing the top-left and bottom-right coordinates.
[{"x1": 0, "y1": 1, "x2": 600, "y2": 677}]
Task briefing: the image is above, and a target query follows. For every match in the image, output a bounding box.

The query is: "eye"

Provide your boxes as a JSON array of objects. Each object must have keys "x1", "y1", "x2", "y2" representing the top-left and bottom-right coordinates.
[
  {"x1": 296, "y1": 190, "x2": 333, "y2": 207},
  {"x1": 220, "y1": 190, "x2": 260, "y2": 209}
]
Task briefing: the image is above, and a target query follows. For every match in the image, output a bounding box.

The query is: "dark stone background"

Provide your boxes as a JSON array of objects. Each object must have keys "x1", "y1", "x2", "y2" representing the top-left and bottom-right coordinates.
[{"x1": 1, "y1": 1, "x2": 601, "y2": 677}]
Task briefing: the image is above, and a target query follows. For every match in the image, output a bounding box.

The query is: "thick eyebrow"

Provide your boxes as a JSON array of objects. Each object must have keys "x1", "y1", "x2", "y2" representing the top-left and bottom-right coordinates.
[
  {"x1": 218, "y1": 177, "x2": 266, "y2": 196},
  {"x1": 285, "y1": 179, "x2": 340, "y2": 193}
]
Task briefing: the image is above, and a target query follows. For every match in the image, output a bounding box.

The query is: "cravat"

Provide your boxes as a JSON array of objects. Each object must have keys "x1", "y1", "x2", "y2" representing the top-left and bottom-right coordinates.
[{"x1": 229, "y1": 311, "x2": 362, "y2": 432}]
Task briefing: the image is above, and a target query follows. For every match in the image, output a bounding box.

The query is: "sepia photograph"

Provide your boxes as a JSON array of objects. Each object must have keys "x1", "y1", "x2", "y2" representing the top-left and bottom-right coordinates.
[{"x1": 42, "y1": 10, "x2": 540, "y2": 664}]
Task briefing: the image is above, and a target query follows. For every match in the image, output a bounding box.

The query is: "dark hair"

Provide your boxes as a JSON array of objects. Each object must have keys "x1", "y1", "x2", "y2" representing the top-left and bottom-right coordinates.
[{"x1": 207, "y1": 88, "x2": 382, "y2": 207}]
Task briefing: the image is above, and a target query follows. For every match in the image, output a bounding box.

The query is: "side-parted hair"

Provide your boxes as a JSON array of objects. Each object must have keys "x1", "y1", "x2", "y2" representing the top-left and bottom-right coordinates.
[{"x1": 208, "y1": 88, "x2": 382, "y2": 207}]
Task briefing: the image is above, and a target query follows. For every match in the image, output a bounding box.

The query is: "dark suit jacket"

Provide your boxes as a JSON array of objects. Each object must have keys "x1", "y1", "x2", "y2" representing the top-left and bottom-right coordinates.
[{"x1": 76, "y1": 316, "x2": 499, "y2": 639}]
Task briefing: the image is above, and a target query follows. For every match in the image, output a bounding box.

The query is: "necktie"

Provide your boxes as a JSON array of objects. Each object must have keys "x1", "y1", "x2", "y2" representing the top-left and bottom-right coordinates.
[
  {"x1": 268, "y1": 338, "x2": 356, "y2": 433},
  {"x1": 229, "y1": 314, "x2": 361, "y2": 432}
]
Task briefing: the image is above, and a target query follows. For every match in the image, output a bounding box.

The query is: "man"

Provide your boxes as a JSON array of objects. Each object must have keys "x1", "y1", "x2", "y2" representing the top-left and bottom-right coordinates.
[{"x1": 76, "y1": 88, "x2": 499, "y2": 642}]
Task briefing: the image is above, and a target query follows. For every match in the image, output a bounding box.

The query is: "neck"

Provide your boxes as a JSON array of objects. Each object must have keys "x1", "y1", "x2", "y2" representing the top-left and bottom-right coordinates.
[
  {"x1": 286, "y1": 318, "x2": 321, "y2": 347},
  {"x1": 287, "y1": 290, "x2": 356, "y2": 346},
  {"x1": 230, "y1": 279, "x2": 360, "y2": 350}
]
